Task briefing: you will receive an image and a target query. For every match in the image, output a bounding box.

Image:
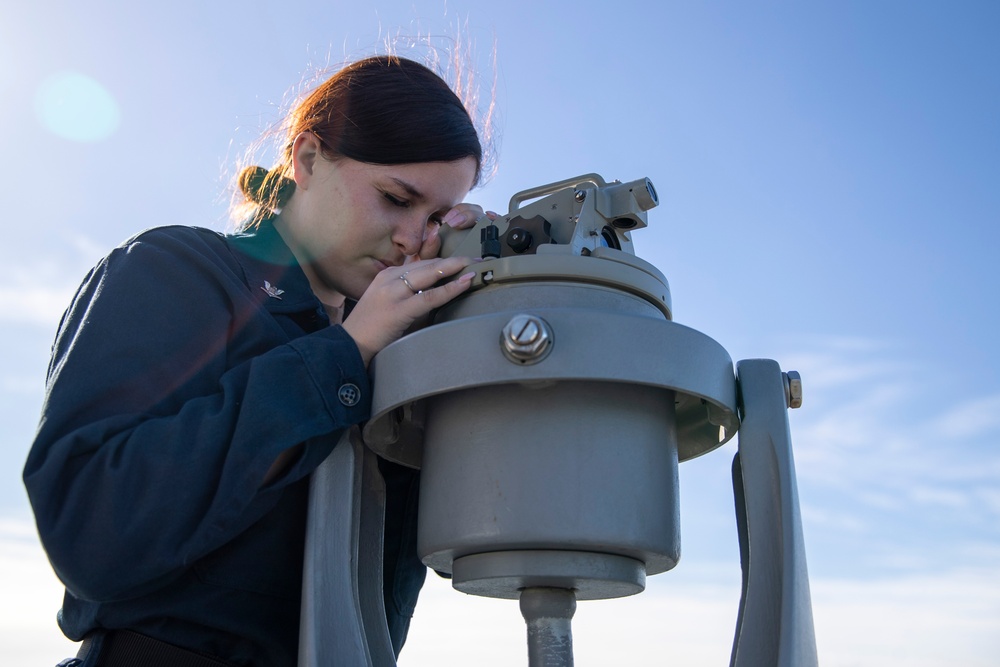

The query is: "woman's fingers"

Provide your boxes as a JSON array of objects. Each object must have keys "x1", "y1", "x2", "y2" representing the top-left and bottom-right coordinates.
[
  {"x1": 342, "y1": 257, "x2": 478, "y2": 366},
  {"x1": 397, "y1": 257, "x2": 477, "y2": 299},
  {"x1": 417, "y1": 204, "x2": 499, "y2": 260},
  {"x1": 417, "y1": 222, "x2": 441, "y2": 260},
  {"x1": 441, "y1": 203, "x2": 499, "y2": 229},
  {"x1": 401, "y1": 256, "x2": 474, "y2": 286},
  {"x1": 402, "y1": 269, "x2": 476, "y2": 308}
]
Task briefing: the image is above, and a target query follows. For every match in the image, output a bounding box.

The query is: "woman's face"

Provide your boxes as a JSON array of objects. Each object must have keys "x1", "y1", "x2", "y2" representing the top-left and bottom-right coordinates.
[{"x1": 281, "y1": 136, "x2": 477, "y2": 303}]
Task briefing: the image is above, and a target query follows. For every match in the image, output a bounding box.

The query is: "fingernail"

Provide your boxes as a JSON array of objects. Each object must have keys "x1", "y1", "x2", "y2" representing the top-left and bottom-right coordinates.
[
  {"x1": 442, "y1": 210, "x2": 461, "y2": 227},
  {"x1": 459, "y1": 271, "x2": 476, "y2": 282},
  {"x1": 486, "y1": 210, "x2": 498, "y2": 219}
]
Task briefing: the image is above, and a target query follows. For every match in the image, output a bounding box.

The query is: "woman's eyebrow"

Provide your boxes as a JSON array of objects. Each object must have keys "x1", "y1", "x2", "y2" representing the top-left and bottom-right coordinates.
[{"x1": 390, "y1": 177, "x2": 425, "y2": 201}]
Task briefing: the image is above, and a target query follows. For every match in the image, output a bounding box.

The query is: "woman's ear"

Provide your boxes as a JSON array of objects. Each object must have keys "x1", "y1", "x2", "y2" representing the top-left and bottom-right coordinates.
[{"x1": 290, "y1": 132, "x2": 322, "y2": 189}]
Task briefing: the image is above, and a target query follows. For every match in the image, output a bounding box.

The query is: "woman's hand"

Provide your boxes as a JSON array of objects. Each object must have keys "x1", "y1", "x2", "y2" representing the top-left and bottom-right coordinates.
[
  {"x1": 342, "y1": 257, "x2": 479, "y2": 367},
  {"x1": 416, "y1": 203, "x2": 498, "y2": 261},
  {"x1": 343, "y1": 202, "x2": 496, "y2": 366}
]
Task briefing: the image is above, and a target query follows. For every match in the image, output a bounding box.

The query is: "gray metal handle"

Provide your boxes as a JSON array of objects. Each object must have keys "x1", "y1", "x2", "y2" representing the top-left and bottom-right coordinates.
[{"x1": 508, "y1": 173, "x2": 607, "y2": 212}]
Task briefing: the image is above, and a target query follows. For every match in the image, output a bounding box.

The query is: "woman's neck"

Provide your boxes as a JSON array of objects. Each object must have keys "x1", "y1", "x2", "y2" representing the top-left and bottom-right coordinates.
[{"x1": 321, "y1": 300, "x2": 345, "y2": 325}]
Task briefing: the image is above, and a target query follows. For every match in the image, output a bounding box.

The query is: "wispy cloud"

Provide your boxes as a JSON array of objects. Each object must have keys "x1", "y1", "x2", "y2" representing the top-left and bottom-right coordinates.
[
  {"x1": 0, "y1": 516, "x2": 40, "y2": 540},
  {"x1": 800, "y1": 504, "x2": 870, "y2": 534},
  {"x1": 0, "y1": 233, "x2": 106, "y2": 329},
  {"x1": 781, "y1": 340, "x2": 911, "y2": 390},
  {"x1": 770, "y1": 336, "x2": 1000, "y2": 576},
  {"x1": 786, "y1": 338, "x2": 1000, "y2": 487},
  {"x1": 811, "y1": 568, "x2": 1000, "y2": 667},
  {"x1": 1, "y1": 372, "x2": 47, "y2": 397},
  {"x1": 0, "y1": 276, "x2": 75, "y2": 328},
  {"x1": 0, "y1": 517, "x2": 77, "y2": 664},
  {"x1": 929, "y1": 393, "x2": 1000, "y2": 439}
]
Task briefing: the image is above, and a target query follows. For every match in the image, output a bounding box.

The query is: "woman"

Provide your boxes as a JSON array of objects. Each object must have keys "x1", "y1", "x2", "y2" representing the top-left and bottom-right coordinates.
[{"x1": 24, "y1": 55, "x2": 493, "y2": 667}]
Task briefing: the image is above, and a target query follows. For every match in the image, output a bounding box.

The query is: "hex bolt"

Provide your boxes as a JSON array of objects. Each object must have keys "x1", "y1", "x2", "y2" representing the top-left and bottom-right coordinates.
[
  {"x1": 501, "y1": 314, "x2": 553, "y2": 364},
  {"x1": 511, "y1": 317, "x2": 540, "y2": 345},
  {"x1": 783, "y1": 371, "x2": 803, "y2": 409}
]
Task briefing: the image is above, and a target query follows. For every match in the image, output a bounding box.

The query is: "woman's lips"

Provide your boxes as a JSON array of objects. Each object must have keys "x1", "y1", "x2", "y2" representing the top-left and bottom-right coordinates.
[{"x1": 374, "y1": 257, "x2": 402, "y2": 272}]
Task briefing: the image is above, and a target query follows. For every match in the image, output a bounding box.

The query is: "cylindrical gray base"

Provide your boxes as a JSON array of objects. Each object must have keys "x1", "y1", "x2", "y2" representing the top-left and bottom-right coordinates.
[
  {"x1": 418, "y1": 382, "x2": 680, "y2": 578},
  {"x1": 453, "y1": 550, "x2": 646, "y2": 600},
  {"x1": 520, "y1": 587, "x2": 577, "y2": 667}
]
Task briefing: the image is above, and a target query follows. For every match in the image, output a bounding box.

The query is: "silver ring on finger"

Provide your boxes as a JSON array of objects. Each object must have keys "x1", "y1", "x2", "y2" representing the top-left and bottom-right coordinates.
[{"x1": 400, "y1": 272, "x2": 422, "y2": 295}]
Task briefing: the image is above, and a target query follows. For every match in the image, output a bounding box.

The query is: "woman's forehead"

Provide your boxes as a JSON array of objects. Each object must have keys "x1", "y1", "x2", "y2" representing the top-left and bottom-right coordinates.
[{"x1": 355, "y1": 158, "x2": 477, "y2": 201}]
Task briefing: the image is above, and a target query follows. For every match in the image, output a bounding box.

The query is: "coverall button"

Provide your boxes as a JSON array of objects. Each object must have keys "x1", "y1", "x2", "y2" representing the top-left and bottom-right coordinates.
[{"x1": 338, "y1": 383, "x2": 361, "y2": 407}]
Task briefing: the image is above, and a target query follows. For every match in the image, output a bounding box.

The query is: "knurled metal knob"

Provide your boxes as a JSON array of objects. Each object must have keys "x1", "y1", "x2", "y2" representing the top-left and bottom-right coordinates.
[{"x1": 501, "y1": 314, "x2": 553, "y2": 364}]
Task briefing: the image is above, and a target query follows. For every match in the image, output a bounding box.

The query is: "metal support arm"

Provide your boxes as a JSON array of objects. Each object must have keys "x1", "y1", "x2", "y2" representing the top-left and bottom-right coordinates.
[
  {"x1": 299, "y1": 429, "x2": 397, "y2": 667},
  {"x1": 730, "y1": 359, "x2": 818, "y2": 667}
]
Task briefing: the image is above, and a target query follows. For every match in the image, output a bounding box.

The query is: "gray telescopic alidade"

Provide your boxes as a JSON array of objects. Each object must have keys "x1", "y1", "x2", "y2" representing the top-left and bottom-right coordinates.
[{"x1": 298, "y1": 174, "x2": 818, "y2": 667}]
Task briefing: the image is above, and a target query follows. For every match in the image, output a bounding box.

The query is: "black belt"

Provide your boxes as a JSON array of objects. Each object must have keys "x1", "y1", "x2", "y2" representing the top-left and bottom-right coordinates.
[{"x1": 76, "y1": 630, "x2": 234, "y2": 667}]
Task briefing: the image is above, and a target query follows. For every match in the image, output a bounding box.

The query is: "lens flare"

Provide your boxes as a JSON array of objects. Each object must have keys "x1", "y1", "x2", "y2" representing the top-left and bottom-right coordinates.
[{"x1": 35, "y1": 71, "x2": 121, "y2": 142}]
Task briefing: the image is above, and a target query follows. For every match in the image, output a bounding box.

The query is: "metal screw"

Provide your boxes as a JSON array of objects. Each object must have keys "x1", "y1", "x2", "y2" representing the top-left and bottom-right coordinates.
[
  {"x1": 510, "y1": 317, "x2": 539, "y2": 344},
  {"x1": 574, "y1": 189, "x2": 586, "y2": 202},
  {"x1": 501, "y1": 314, "x2": 553, "y2": 364},
  {"x1": 783, "y1": 371, "x2": 803, "y2": 409}
]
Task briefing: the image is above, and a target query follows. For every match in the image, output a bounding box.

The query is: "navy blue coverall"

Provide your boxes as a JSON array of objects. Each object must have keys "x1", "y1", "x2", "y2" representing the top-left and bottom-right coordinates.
[{"x1": 23, "y1": 222, "x2": 425, "y2": 666}]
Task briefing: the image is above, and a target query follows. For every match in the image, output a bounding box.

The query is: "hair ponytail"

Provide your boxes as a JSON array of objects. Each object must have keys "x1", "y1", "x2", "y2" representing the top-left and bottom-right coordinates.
[{"x1": 237, "y1": 166, "x2": 296, "y2": 227}]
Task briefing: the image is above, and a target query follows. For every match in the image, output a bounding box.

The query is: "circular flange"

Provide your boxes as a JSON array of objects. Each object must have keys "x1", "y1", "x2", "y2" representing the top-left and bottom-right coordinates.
[
  {"x1": 365, "y1": 307, "x2": 738, "y2": 469},
  {"x1": 451, "y1": 550, "x2": 647, "y2": 601}
]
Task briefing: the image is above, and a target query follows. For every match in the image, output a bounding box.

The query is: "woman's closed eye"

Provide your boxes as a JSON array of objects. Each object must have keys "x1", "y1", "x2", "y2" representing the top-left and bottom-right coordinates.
[
  {"x1": 384, "y1": 191, "x2": 445, "y2": 225},
  {"x1": 383, "y1": 191, "x2": 410, "y2": 208}
]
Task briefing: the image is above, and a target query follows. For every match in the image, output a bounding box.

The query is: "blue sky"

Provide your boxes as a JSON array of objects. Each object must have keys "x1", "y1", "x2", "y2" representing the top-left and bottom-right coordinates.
[{"x1": 1, "y1": 1, "x2": 998, "y2": 665}]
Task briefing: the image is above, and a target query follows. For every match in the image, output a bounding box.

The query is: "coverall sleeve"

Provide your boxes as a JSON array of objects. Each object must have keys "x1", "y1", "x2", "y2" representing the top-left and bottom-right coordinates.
[{"x1": 23, "y1": 229, "x2": 370, "y2": 602}]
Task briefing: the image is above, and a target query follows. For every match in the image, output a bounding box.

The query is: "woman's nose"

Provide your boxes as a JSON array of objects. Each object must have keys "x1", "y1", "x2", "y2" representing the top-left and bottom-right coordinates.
[{"x1": 392, "y1": 215, "x2": 429, "y2": 256}]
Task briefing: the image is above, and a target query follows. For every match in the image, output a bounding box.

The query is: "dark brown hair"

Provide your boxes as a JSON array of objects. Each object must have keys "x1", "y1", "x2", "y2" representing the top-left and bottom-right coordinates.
[{"x1": 236, "y1": 55, "x2": 483, "y2": 228}]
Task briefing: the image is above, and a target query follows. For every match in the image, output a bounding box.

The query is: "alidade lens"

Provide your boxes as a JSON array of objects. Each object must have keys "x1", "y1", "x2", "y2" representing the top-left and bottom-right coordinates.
[
  {"x1": 600, "y1": 226, "x2": 621, "y2": 250},
  {"x1": 645, "y1": 179, "x2": 658, "y2": 206}
]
